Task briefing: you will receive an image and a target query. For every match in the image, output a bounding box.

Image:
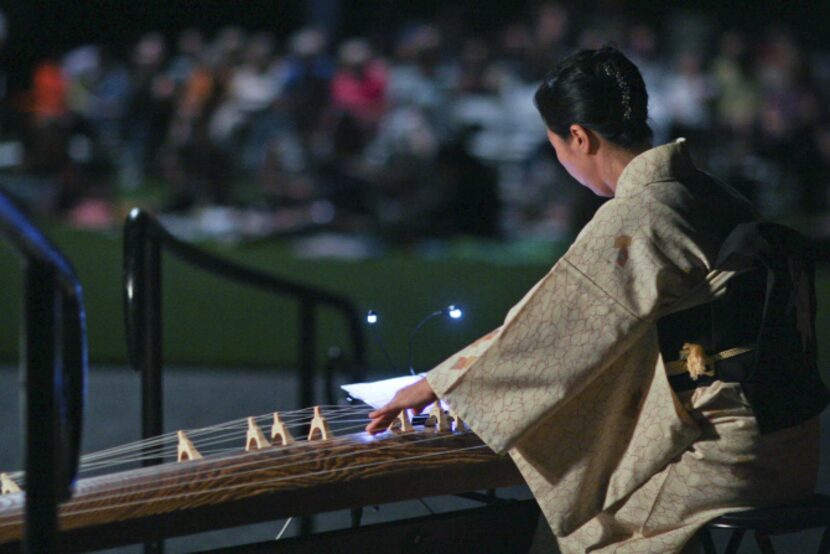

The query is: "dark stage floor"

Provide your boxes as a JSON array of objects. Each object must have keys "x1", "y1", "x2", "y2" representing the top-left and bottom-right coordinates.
[{"x1": 0, "y1": 365, "x2": 827, "y2": 553}]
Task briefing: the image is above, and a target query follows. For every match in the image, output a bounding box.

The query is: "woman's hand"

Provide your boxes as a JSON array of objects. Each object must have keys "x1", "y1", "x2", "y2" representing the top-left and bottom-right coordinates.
[{"x1": 365, "y1": 378, "x2": 438, "y2": 434}]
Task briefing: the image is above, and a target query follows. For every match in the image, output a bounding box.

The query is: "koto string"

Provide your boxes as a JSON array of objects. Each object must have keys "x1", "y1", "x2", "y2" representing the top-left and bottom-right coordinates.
[
  {"x1": 74, "y1": 417, "x2": 375, "y2": 474},
  {"x1": 79, "y1": 405, "x2": 355, "y2": 460},
  {"x1": 77, "y1": 407, "x2": 369, "y2": 473},
  {"x1": 4, "y1": 415, "x2": 372, "y2": 499},
  {"x1": 7, "y1": 407, "x2": 293, "y2": 477},
  {"x1": 78, "y1": 405, "x2": 358, "y2": 459},
  {"x1": 0, "y1": 429, "x2": 478, "y2": 526},
  {"x1": 72, "y1": 412, "x2": 371, "y2": 478},
  {"x1": 8, "y1": 406, "x2": 371, "y2": 480},
  {"x1": 0, "y1": 439, "x2": 486, "y2": 527},
  {"x1": 3, "y1": 406, "x2": 421, "y2": 486},
  {"x1": 7, "y1": 409, "x2": 283, "y2": 473}
]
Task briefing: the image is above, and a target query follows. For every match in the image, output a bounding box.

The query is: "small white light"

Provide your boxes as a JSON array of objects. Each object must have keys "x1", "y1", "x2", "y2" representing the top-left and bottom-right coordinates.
[
  {"x1": 366, "y1": 310, "x2": 378, "y2": 325},
  {"x1": 447, "y1": 305, "x2": 462, "y2": 320}
]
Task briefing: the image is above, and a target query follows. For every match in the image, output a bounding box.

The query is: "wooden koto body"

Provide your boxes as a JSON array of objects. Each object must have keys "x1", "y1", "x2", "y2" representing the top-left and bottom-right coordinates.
[{"x1": 0, "y1": 430, "x2": 522, "y2": 553}]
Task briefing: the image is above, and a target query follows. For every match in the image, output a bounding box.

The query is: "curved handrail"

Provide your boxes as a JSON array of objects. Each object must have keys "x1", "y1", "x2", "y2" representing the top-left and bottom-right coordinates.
[
  {"x1": 123, "y1": 208, "x2": 365, "y2": 369},
  {"x1": 122, "y1": 208, "x2": 367, "y2": 457},
  {"x1": 0, "y1": 188, "x2": 88, "y2": 552},
  {"x1": 0, "y1": 189, "x2": 78, "y2": 289}
]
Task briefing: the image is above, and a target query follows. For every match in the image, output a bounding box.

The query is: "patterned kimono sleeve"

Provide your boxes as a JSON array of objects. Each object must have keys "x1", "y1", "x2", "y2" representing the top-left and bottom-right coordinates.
[{"x1": 426, "y1": 198, "x2": 704, "y2": 453}]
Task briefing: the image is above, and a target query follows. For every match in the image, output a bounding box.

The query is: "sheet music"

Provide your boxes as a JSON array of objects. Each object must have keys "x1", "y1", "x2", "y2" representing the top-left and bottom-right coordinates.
[{"x1": 341, "y1": 375, "x2": 447, "y2": 411}]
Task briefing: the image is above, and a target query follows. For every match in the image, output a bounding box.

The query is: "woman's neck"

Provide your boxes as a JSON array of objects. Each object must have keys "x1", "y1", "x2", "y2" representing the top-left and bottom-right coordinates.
[{"x1": 601, "y1": 142, "x2": 650, "y2": 195}]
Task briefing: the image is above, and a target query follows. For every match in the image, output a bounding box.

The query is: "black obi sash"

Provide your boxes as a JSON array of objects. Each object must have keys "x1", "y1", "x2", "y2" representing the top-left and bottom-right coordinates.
[{"x1": 657, "y1": 222, "x2": 828, "y2": 434}]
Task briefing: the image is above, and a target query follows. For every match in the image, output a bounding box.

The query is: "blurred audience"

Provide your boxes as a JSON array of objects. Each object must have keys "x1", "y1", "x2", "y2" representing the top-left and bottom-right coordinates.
[{"x1": 1, "y1": 2, "x2": 829, "y2": 240}]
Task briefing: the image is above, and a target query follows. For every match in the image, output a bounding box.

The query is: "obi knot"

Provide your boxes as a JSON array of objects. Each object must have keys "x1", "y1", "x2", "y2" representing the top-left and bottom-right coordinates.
[{"x1": 680, "y1": 342, "x2": 716, "y2": 380}]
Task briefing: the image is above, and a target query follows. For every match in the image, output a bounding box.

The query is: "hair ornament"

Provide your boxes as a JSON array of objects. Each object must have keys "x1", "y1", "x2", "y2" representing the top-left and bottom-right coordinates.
[{"x1": 604, "y1": 63, "x2": 632, "y2": 120}]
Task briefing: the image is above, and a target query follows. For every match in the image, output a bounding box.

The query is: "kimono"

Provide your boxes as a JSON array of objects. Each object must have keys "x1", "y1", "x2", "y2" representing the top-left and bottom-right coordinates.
[{"x1": 426, "y1": 139, "x2": 820, "y2": 553}]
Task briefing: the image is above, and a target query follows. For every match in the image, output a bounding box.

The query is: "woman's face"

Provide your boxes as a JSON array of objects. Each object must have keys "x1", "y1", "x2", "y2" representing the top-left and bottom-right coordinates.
[{"x1": 547, "y1": 128, "x2": 612, "y2": 197}]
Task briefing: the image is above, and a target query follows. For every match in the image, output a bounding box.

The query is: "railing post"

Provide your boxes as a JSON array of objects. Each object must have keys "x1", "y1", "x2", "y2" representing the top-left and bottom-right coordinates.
[
  {"x1": 124, "y1": 211, "x2": 164, "y2": 460},
  {"x1": 347, "y1": 311, "x2": 367, "y2": 384},
  {"x1": 124, "y1": 210, "x2": 164, "y2": 554},
  {"x1": 323, "y1": 347, "x2": 342, "y2": 406},
  {"x1": 22, "y1": 262, "x2": 59, "y2": 553},
  {"x1": 140, "y1": 237, "x2": 163, "y2": 466},
  {"x1": 2, "y1": 188, "x2": 87, "y2": 553}
]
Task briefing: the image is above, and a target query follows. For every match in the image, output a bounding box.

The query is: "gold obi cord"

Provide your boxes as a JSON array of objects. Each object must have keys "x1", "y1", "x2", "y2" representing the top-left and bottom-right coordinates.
[{"x1": 666, "y1": 343, "x2": 754, "y2": 380}]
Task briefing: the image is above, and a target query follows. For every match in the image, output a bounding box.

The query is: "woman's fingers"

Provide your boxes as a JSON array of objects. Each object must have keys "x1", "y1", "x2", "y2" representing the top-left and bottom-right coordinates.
[
  {"x1": 366, "y1": 410, "x2": 398, "y2": 434},
  {"x1": 365, "y1": 378, "x2": 439, "y2": 434},
  {"x1": 366, "y1": 400, "x2": 398, "y2": 433}
]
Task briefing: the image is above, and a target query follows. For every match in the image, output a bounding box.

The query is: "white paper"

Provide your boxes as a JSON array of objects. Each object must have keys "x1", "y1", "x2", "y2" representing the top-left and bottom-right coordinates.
[{"x1": 341, "y1": 374, "x2": 446, "y2": 411}]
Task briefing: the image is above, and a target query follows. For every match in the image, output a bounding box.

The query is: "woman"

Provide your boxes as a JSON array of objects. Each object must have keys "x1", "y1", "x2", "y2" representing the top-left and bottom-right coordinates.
[{"x1": 366, "y1": 47, "x2": 822, "y2": 553}]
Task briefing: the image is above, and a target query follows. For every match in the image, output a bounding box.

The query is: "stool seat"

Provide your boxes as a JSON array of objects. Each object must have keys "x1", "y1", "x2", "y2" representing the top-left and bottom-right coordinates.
[
  {"x1": 700, "y1": 493, "x2": 830, "y2": 554},
  {"x1": 709, "y1": 494, "x2": 830, "y2": 533}
]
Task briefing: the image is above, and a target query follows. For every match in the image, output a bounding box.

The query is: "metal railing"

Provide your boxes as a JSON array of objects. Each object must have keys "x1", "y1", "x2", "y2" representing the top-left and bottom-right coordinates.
[
  {"x1": 0, "y1": 188, "x2": 87, "y2": 553},
  {"x1": 122, "y1": 207, "x2": 367, "y2": 461}
]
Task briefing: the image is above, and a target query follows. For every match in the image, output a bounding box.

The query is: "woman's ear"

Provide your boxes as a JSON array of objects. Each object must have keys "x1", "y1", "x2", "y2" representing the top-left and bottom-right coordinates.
[{"x1": 569, "y1": 124, "x2": 599, "y2": 154}]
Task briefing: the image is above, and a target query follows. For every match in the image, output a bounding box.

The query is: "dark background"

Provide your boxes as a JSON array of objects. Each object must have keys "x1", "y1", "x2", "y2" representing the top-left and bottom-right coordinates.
[{"x1": 4, "y1": 0, "x2": 829, "y2": 90}]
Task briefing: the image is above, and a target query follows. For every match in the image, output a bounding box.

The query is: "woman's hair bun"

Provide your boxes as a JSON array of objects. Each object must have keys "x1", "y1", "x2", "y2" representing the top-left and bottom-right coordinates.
[{"x1": 535, "y1": 46, "x2": 653, "y2": 148}]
